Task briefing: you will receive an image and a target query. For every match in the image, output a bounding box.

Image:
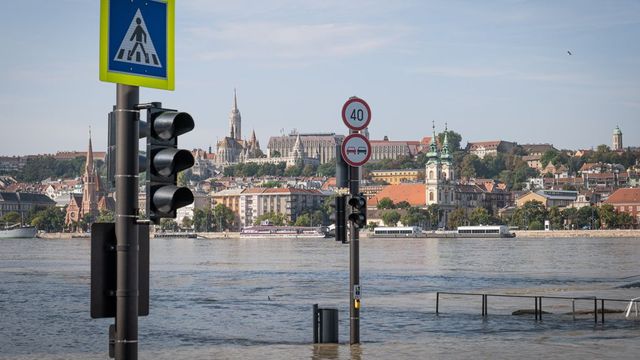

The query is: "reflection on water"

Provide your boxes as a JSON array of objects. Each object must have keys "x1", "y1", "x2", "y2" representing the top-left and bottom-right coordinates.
[{"x1": 1, "y1": 236, "x2": 639, "y2": 359}]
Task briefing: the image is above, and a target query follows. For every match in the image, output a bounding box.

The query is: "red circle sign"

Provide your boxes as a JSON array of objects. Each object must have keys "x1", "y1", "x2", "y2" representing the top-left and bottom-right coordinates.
[
  {"x1": 341, "y1": 97, "x2": 371, "y2": 131},
  {"x1": 341, "y1": 133, "x2": 372, "y2": 167}
]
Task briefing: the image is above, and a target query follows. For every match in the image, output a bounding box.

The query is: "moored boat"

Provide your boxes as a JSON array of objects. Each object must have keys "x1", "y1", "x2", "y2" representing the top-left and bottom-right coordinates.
[
  {"x1": 0, "y1": 224, "x2": 38, "y2": 239},
  {"x1": 240, "y1": 225, "x2": 326, "y2": 238}
]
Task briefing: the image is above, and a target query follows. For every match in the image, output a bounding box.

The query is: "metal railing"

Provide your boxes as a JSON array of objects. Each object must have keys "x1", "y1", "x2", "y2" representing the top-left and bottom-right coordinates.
[{"x1": 435, "y1": 291, "x2": 636, "y2": 324}]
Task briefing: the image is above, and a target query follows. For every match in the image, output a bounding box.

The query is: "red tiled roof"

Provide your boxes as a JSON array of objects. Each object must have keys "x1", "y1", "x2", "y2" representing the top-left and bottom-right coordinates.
[
  {"x1": 369, "y1": 184, "x2": 425, "y2": 207},
  {"x1": 605, "y1": 188, "x2": 640, "y2": 204}
]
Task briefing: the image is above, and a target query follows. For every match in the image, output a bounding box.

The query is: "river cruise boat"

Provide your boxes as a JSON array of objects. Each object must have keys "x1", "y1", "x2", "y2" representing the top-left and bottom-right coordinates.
[
  {"x1": 0, "y1": 224, "x2": 37, "y2": 239},
  {"x1": 371, "y1": 226, "x2": 424, "y2": 238},
  {"x1": 240, "y1": 225, "x2": 326, "y2": 238},
  {"x1": 456, "y1": 225, "x2": 515, "y2": 238}
]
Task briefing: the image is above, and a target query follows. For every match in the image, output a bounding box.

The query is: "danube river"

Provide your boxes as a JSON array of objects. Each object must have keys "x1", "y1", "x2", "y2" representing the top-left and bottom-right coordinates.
[{"x1": 1, "y1": 236, "x2": 639, "y2": 359}]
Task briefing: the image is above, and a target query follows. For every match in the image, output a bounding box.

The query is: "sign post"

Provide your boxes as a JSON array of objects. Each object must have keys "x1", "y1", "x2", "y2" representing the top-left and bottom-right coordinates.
[
  {"x1": 340, "y1": 97, "x2": 372, "y2": 345},
  {"x1": 98, "y1": 1, "x2": 174, "y2": 359}
]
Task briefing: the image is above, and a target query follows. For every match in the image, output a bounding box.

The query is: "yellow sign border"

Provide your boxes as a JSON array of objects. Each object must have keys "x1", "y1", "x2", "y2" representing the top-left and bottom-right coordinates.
[{"x1": 99, "y1": 0, "x2": 175, "y2": 90}]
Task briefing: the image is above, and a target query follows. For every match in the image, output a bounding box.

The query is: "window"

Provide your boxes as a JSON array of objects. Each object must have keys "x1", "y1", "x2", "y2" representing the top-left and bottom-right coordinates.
[{"x1": 429, "y1": 192, "x2": 434, "y2": 201}]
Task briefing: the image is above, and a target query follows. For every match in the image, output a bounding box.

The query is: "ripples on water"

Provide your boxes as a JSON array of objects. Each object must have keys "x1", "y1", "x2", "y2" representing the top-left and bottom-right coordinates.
[{"x1": 1, "y1": 236, "x2": 639, "y2": 359}]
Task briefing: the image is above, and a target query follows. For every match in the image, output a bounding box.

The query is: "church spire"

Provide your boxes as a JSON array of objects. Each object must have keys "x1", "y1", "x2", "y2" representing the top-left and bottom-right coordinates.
[
  {"x1": 441, "y1": 122, "x2": 451, "y2": 162},
  {"x1": 85, "y1": 127, "x2": 95, "y2": 173},
  {"x1": 233, "y1": 88, "x2": 238, "y2": 110}
]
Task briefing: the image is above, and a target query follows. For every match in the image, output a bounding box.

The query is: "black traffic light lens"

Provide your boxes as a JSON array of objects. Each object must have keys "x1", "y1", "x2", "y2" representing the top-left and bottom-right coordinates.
[
  {"x1": 152, "y1": 148, "x2": 195, "y2": 177},
  {"x1": 152, "y1": 185, "x2": 194, "y2": 214},
  {"x1": 153, "y1": 111, "x2": 195, "y2": 140}
]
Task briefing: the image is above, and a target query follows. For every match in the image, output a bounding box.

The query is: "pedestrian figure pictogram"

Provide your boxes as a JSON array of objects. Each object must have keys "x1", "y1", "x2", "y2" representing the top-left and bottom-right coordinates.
[{"x1": 114, "y1": 9, "x2": 162, "y2": 68}]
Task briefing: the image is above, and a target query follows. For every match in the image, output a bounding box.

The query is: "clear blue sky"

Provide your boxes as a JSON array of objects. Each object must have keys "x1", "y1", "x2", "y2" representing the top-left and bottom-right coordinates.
[{"x1": 1, "y1": 0, "x2": 639, "y2": 156}]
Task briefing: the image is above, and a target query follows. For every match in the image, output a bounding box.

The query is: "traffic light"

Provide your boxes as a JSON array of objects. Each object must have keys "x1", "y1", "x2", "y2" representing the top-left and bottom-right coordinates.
[
  {"x1": 146, "y1": 107, "x2": 195, "y2": 223},
  {"x1": 330, "y1": 196, "x2": 347, "y2": 242},
  {"x1": 348, "y1": 194, "x2": 367, "y2": 229}
]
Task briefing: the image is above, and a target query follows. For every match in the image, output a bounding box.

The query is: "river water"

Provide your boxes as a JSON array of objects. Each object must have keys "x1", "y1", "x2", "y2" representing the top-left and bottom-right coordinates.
[{"x1": 1, "y1": 236, "x2": 639, "y2": 359}]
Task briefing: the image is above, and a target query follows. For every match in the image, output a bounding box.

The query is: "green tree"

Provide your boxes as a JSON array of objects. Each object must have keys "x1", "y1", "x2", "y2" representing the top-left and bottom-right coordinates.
[
  {"x1": 317, "y1": 160, "x2": 336, "y2": 177},
  {"x1": 426, "y1": 204, "x2": 441, "y2": 229},
  {"x1": 1, "y1": 211, "x2": 21, "y2": 224},
  {"x1": 599, "y1": 204, "x2": 617, "y2": 229},
  {"x1": 468, "y1": 207, "x2": 490, "y2": 226},
  {"x1": 261, "y1": 180, "x2": 281, "y2": 188},
  {"x1": 382, "y1": 210, "x2": 401, "y2": 226},
  {"x1": 193, "y1": 208, "x2": 214, "y2": 232},
  {"x1": 213, "y1": 203, "x2": 236, "y2": 230},
  {"x1": 437, "y1": 130, "x2": 462, "y2": 152},
  {"x1": 254, "y1": 212, "x2": 286, "y2": 226},
  {"x1": 96, "y1": 210, "x2": 115, "y2": 223},
  {"x1": 29, "y1": 207, "x2": 65, "y2": 232},
  {"x1": 302, "y1": 164, "x2": 317, "y2": 177},
  {"x1": 447, "y1": 208, "x2": 467, "y2": 229},
  {"x1": 547, "y1": 206, "x2": 563, "y2": 230},
  {"x1": 400, "y1": 207, "x2": 429, "y2": 228},
  {"x1": 177, "y1": 171, "x2": 188, "y2": 187},
  {"x1": 510, "y1": 200, "x2": 547, "y2": 229},
  {"x1": 395, "y1": 201, "x2": 411, "y2": 209},
  {"x1": 377, "y1": 197, "x2": 395, "y2": 210},
  {"x1": 181, "y1": 216, "x2": 193, "y2": 229},
  {"x1": 617, "y1": 212, "x2": 634, "y2": 229},
  {"x1": 159, "y1": 218, "x2": 178, "y2": 231},
  {"x1": 294, "y1": 213, "x2": 311, "y2": 226}
]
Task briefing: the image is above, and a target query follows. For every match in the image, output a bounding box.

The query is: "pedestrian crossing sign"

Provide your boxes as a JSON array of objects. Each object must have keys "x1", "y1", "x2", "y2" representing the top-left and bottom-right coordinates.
[{"x1": 100, "y1": 0, "x2": 174, "y2": 90}]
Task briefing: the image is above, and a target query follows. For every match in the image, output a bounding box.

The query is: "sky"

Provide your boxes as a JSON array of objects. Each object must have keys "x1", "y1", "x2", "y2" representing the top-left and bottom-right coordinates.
[{"x1": 0, "y1": 0, "x2": 639, "y2": 156}]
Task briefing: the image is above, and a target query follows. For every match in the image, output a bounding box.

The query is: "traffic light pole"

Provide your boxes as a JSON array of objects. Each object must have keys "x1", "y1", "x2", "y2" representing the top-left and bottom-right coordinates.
[
  {"x1": 349, "y1": 163, "x2": 360, "y2": 344},
  {"x1": 115, "y1": 84, "x2": 140, "y2": 360}
]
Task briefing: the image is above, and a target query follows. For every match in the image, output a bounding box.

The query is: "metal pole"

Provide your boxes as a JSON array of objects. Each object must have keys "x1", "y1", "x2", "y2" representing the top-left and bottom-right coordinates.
[
  {"x1": 436, "y1": 292, "x2": 439, "y2": 315},
  {"x1": 349, "y1": 163, "x2": 360, "y2": 345},
  {"x1": 115, "y1": 84, "x2": 140, "y2": 360}
]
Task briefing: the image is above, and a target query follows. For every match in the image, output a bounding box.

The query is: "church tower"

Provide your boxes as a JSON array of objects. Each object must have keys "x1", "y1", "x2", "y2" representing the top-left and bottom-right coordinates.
[
  {"x1": 612, "y1": 125, "x2": 623, "y2": 151},
  {"x1": 80, "y1": 129, "x2": 100, "y2": 218},
  {"x1": 425, "y1": 121, "x2": 441, "y2": 206},
  {"x1": 229, "y1": 89, "x2": 241, "y2": 140}
]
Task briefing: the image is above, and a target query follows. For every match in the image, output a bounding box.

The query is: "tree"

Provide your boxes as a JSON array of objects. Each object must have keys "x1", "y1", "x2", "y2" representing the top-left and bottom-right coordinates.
[
  {"x1": 547, "y1": 206, "x2": 563, "y2": 230},
  {"x1": 193, "y1": 208, "x2": 214, "y2": 232},
  {"x1": 382, "y1": 211, "x2": 401, "y2": 226},
  {"x1": 468, "y1": 207, "x2": 490, "y2": 226},
  {"x1": 437, "y1": 130, "x2": 462, "y2": 152},
  {"x1": 317, "y1": 160, "x2": 336, "y2": 177},
  {"x1": 261, "y1": 180, "x2": 281, "y2": 188},
  {"x1": 177, "y1": 171, "x2": 188, "y2": 187},
  {"x1": 377, "y1": 197, "x2": 395, "y2": 210},
  {"x1": 96, "y1": 210, "x2": 115, "y2": 223},
  {"x1": 213, "y1": 203, "x2": 236, "y2": 230},
  {"x1": 29, "y1": 207, "x2": 66, "y2": 232},
  {"x1": 181, "y1": 216, "x2": 193, "y2": 229},
  {"x1": 599, "y1": 204, "x2": 617, "y2": 229},
  {"x1": 1, "y1": 211, "x2": 21, "y2": 224},
  {"x1": 617, "y1": 212, "x2": 634, "y2": 229},
  {"x1": 400, "y1": 207, "x2": 429, "y2": 228},
  {"x1": 159, "y1": 218, "x2": 178, "y2": 231},
  {"x1": 294, "y1": 213, "x2": 311, "y2": 226},
  {"x1": 302, "y1": 164, "x2": 317, "y2": 177},
  {"x1": 447, "y1": 208, "x2": 467, "y2": 229},
  {"x1": 510, "y1": 200, "x2": 547, "y2": 229},
  {"x1": 426, "y1": 204, "x2": 441, "y2": 229},
  {"x1": 395, "y1": 201, "x2": 411, "y2": 209},
  {"x1": 254, "y1": 212, "x2": 286, "y2": 226}
]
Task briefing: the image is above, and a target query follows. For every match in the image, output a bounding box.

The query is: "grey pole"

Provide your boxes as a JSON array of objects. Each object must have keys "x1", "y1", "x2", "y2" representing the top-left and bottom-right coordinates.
[
  {"x1": 115, "y1": 84, "x2": 140, "y2": 360},
  {"x1": 349, "y1": 162, "x2": 360, "y2": 344}
]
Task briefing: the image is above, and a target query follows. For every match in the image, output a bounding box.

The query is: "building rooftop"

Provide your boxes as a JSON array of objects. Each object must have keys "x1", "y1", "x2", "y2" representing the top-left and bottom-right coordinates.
[
  {"x1": 369, "y1": 184, "x2": 426, "y2": 207},
  {"x1": 605, "y1": 188, "x2": 640, "y2": 204}
]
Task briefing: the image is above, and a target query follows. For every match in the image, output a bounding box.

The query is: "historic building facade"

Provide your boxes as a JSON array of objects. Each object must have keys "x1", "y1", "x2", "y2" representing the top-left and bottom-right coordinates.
[
  {"x1": 612, "y1": 125, "x2": 623, "y2": 151},
  {"x1": 267, "y1": 132, "x2": 343, "y2": 164},
  {"x1": 215, "y1": 90, "x2": 262, "y2": 165},
  {"x1": 65, "y1": 132, "x2": 113, "y2": 228}
]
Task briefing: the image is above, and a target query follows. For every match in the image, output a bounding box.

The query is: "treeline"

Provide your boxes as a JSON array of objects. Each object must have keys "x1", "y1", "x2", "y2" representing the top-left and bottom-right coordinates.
[
  {"x1": 5, "y1": 155, "x2": 106, "y2": 183},
  {"x1": 508, "y1": 200, "x2": 634, "y2": 230},
  {"x1": 222, "y1": 160, "x2": 336, "y2": 178}
]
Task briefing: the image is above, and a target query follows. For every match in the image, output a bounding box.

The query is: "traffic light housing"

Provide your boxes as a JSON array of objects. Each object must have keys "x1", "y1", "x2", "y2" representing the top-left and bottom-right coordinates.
[
  {"x1": 147, "y1": 107, "x2": 195, "y2": 223},
  {"x1": 348, "y1": 194, "x2": 367, "y2": 229},
  {"x1": 330, "y1": 196, "x2": 347, "y2": 242}
]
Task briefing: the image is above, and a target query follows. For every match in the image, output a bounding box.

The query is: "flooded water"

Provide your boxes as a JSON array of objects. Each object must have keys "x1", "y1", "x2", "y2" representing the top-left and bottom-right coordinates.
[{"x1": 1, "y1": 236, "x2": 639, "y2": 359}]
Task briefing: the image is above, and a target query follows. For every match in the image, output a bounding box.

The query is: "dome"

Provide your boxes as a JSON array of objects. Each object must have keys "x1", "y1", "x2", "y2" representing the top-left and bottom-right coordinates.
[{"x1": 613, "y1": 126, "x2": 622, "y2": 135}]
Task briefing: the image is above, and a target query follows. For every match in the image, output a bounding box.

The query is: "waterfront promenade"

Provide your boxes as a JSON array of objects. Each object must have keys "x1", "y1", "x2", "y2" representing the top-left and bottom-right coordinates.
[{"x1": 36, "y1": 229, "x2": 640, "y2": 240}]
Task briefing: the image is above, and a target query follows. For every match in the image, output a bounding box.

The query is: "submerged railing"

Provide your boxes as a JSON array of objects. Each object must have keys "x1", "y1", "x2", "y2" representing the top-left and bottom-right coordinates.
[{"x1": 436, "y1": 291, "x2": 637, "y2": 324}]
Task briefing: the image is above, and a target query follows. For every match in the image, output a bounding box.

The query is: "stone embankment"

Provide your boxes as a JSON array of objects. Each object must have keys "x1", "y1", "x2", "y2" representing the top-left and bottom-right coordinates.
[{"x1": 514, "y1": 230, "x2": 640, "y2": 238}]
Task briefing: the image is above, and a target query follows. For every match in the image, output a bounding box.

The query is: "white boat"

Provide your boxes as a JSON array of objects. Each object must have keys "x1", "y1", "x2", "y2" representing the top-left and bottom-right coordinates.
[
  {"x1": 371, "y1": 226, "x2": 424, "y2": 238},
  {"x1": 456, "y1": 225, "x2": 515, "y2": 238},
  {"x1": 0, "y1": 224, "x2": 38, "y2": 239},
  {"x1": 240, "y1": 225, "x2": 326, "y2": 238}
]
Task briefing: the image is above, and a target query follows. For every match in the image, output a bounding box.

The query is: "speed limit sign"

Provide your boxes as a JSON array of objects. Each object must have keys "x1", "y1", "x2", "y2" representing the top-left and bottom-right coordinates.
[{"x1": 341, "y1": 97, "x2": 371, "y2": 131}]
